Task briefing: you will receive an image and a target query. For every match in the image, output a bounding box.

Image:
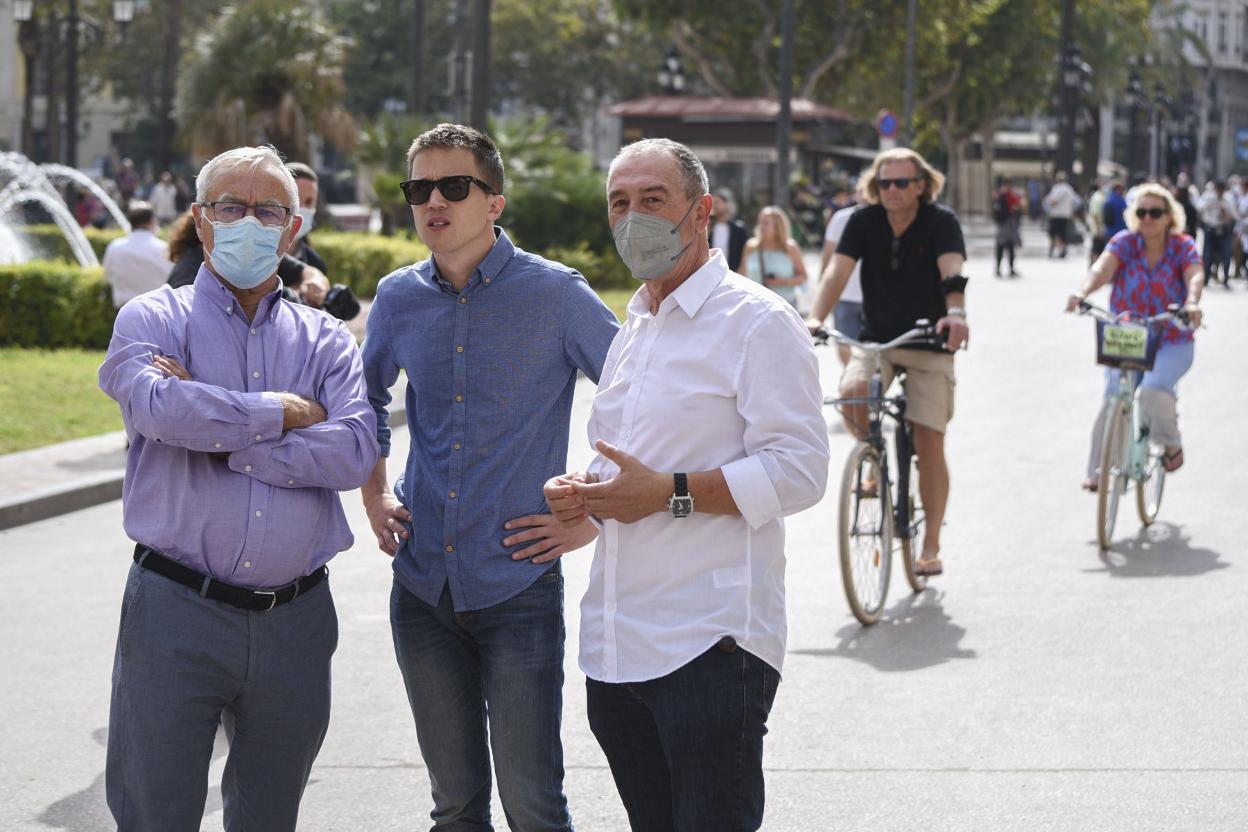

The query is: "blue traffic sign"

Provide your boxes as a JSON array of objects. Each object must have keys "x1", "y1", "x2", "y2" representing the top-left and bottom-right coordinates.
[{"x1": 877, "y1": 110, "x2": 899, "y2": 139}]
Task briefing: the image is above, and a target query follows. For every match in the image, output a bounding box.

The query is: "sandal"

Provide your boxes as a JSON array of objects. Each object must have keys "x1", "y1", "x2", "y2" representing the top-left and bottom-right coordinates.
[
  {"x1": 1081, "y1": 477, "x2": 1098, "y2": 493},
  {"x1": 1162, "y1": 448, "x2": 1184, "y2": 473},
  {"x1": 914, "y1": 557, "x2": 943, "y2": 577}
]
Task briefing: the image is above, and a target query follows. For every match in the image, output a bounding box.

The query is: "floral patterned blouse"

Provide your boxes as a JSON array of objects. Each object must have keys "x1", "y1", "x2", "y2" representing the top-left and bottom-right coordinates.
[{"x1": 1105, "y1": 230, "x2": 1200, "y2": 344}]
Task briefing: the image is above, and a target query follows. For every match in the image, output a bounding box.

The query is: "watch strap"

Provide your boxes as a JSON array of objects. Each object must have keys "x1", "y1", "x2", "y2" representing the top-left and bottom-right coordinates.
[{"x1": 674, "y1": 472, "x2": 689, "y2": 497}]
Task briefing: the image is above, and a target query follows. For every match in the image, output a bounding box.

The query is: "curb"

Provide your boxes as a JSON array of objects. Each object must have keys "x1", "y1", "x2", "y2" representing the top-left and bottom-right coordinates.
[{"x1": 0, "y1": 404, "x2": 407, "y2": 533}]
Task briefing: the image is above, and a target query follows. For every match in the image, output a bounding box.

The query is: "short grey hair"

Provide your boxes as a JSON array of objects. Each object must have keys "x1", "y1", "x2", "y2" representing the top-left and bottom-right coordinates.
[
  {"x1": 195, "y1": 146, "x2": 298, "y2": 213},
  {"x1": 609, "y1": 138, "x2": 709, "y2": 203}
]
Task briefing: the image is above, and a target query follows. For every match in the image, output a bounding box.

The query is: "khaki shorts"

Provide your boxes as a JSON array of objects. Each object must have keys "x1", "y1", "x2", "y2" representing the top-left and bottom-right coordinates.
[{"x1": 840, "y1": 347, "x2": 956, "y2": 433}]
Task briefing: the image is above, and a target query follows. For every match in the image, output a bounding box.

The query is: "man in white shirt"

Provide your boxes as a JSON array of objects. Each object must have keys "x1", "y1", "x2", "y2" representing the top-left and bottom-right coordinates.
[
  {"x1": 102, "y1": 202, "x2": 173, "y2": 308},
  {"x1": 148, "y1": 171, "x2": 179, "y2": 226},
  {"x1": 1043, "y1": 171, "x2": 1080, "y2": 258},
  {"x1": 820, "y1": 199, "x2": 865, "y2": 365},
  {"x1": 544, "y1": 138, "x2": 829, "y2": 831}
]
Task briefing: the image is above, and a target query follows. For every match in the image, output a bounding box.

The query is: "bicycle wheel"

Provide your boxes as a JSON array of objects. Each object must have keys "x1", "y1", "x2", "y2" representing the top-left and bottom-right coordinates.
[
  {"x1": 1096, "y1": 399, "x2": 1129, "y2": 550},
  {"x1": 897, "y1": 453, "x2": 927, "y2": 593},
  {"x1": 1136, "y1": 443, "x2": 1166, "y2": 525},
  {"x1": 839, "y1": 442, "x2": 892, "y2": 625}
]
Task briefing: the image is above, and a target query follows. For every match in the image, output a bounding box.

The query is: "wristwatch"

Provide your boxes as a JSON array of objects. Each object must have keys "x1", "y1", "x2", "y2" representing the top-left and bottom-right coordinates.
[{"x1": 667, "y1": 473, "x2": 694, "y2": 518}]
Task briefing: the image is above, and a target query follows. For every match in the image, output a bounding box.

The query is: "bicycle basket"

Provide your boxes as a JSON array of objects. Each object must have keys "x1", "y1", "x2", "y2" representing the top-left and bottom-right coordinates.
[{"x1": 1095, "y1": 318, "x2": 1160, "y2": 371}]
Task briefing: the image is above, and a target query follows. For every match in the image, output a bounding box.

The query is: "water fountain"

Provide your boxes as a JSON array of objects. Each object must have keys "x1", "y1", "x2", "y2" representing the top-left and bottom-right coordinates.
[{"x1": 0, "y1": 151, "x2": 131, "y2": 268}]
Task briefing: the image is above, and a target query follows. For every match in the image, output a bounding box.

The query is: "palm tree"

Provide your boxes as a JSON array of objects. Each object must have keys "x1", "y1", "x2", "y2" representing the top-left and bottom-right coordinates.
[{"x1": 176, "y1": 0, "x2": 356, "y2": 161}]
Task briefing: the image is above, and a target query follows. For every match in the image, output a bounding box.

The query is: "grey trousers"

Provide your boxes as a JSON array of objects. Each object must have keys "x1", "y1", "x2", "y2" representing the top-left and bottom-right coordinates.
[{"x1": 106, "y1": 561, "x2": 338, "y2": 832}]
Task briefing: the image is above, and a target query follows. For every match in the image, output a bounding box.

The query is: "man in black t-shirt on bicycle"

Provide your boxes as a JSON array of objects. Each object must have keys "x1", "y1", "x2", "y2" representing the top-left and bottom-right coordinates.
[{"x1": 806, "y1": 148, "x2": 970, "y2": 578}]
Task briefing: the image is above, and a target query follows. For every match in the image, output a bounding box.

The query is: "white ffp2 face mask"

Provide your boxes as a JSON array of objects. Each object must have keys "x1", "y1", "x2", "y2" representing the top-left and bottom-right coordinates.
[{"x1": 611, "y1": 199, "x2": 697, "y2": 281}]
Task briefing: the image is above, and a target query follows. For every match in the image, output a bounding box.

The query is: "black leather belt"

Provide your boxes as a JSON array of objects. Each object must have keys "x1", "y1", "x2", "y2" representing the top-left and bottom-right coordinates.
[{"x1": 133, "y1": 544, "x2": 327, "y2": 612}]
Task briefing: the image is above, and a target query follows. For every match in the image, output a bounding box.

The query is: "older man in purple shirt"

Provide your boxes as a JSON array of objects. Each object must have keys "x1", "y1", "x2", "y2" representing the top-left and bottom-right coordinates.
[{"x1": 98, "y1": 145, "x2": 378, "y2": 832}]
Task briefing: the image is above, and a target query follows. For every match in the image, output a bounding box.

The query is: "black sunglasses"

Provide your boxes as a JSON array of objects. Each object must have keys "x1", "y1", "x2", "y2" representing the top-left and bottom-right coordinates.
[
  {"x1": 1135, "y1": 206, "x2": 1167, "y2": 219},
  {"x1": 878, "y1": 177, "x2": 916, "y2": 190},
  {"x1": 399, "y1": 175, "x2": 496, "y2": 206}
]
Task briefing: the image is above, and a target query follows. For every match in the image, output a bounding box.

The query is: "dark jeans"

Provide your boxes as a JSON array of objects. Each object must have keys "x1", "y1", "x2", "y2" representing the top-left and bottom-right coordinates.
[
  {"x1": 390, "y1": 574, "x2": 571, "y2": 832},
  {"x1": 586, "y1": 640, "x2": 780, "y2": 832},
  {"x1": 1202, "y1": 225, "x2": 1231, "y2": 282}
]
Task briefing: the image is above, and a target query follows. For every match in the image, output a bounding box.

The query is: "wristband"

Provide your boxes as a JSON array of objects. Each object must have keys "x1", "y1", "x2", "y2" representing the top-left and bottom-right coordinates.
[
  {"x1": 945, "y1": 306, "x2": 966, "y2": 318},
  {"x1": 941, "y1": 274, "x2": 969, "y2": 295}
]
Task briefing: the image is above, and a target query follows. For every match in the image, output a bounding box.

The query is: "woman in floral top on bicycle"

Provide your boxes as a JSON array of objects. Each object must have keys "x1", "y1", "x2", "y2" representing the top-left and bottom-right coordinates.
[{"x1": 1065, "y1": 183, "x2": 1205, "y2": 491}]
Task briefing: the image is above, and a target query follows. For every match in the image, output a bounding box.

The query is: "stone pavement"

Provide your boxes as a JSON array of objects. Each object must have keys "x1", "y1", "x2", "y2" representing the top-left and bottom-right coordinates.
[{"x1": 5, "y1": 250, "x2": 1248, "y2": 830}]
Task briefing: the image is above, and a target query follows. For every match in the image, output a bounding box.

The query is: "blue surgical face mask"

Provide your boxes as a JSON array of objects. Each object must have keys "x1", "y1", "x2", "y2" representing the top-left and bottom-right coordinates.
[
  {"x1": 612, "y1": 198, "x2": 698, "y2": 281},
  {"x1": 206, "y1": 215, "x2": 286, "y2": 290}
]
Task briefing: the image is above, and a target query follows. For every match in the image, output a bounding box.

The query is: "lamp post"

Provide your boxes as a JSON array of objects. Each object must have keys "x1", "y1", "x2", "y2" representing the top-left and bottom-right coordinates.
[
  {"x1": 1150, "y1": 82, "x2": 1170, "y2": 180},
  {"x1": 13, "y1": 0, "x2": 37, "y2": 157},
  {"x1": 1125, "y1": 69, "x2": 1144, "y2": 182},
  {"x1": 657, "y1": 45, "x2": 685, "y2": 95}
]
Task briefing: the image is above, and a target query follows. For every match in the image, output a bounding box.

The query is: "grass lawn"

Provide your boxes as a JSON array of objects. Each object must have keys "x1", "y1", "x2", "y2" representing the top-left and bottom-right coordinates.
[
  {"x1": 596, "y1": 287, "x2": 635, "y2": 322},
  {"x1": 0, "y1": 348, "x2": 121, "y2": 454}
]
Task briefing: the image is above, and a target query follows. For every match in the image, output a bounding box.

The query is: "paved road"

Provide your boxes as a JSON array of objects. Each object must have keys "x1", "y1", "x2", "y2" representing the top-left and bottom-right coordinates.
[{"x1": 4, "y1": 250, "x2": 1248, "y2": 831}]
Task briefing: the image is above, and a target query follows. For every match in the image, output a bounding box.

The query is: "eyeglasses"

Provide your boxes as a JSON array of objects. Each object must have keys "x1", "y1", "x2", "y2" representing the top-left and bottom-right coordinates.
[
  {"x1": 1135, "y1": 207, "x2": 1167, "y2": 219},
  {"x1": 203, "y1": 201, "x2": 291, "y2": 226},
  {"x1": 878, "y1": 177, "x2": 916, "y2": 190},
  {"x1": 399, "y1": 175, "x2": 496, "y2": 206}
]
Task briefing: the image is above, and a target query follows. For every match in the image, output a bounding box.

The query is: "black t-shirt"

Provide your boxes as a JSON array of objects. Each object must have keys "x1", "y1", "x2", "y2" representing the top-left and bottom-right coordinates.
[{"x1": 836, "y1": 202, "x2": 966, "y2": 350}]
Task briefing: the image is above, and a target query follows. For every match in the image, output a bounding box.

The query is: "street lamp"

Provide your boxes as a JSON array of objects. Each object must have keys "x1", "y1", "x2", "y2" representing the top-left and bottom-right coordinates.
[
  {"x1": 657, "y1": 45, "x2": 685, "y2": 95},
  {"x1": 1125, "y1": 69, "x2": 1144, "y2": 181},
  {"x1": 1056, "y1": 44, "x2": 1091, "y2": 183},
  {"x1": 112, "y1": 0, "x2": 134, "y2": 23},
  {"x1": 12, "y1": 0, "x2": 33, "y2": 22}
]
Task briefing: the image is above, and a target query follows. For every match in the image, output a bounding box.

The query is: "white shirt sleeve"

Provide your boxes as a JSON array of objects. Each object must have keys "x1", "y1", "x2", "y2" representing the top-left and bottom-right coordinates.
[{"x1": 720, "y1": 307, "x2": 829, "y2": 529}]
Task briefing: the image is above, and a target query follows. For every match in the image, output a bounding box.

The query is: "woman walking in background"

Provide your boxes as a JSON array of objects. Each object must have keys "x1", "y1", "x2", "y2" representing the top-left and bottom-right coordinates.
[{"x1": 742, "y1": 205, "x2": 808, "y2": 307}]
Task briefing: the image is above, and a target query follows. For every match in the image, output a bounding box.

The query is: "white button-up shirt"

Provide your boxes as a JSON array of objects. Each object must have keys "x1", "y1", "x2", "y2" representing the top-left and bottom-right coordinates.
[
  {"x1": 102, "y1": 228, "x2": 173, "y2": 307},
  {"x1": 580, "y1": 251, "x2": 829, "y2": 684}
]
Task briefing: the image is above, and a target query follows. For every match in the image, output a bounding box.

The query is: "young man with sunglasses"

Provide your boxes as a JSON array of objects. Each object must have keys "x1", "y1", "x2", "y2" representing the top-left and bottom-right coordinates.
[
  {"x1": 806, "y1": 147, "x2": 969, "y2": 577},
  {"x1": 360, "y1": 123, "x2": 619, "y2": 830}
]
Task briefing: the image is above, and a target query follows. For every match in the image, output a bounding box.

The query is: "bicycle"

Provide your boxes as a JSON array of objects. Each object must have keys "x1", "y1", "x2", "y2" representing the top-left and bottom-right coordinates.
[
  {"x1": 1073, "y1": 300, "x2": 1191, "y2": 550},
  {"x1": 815, "y1": 320, "x2": 947, "y2": 625}
]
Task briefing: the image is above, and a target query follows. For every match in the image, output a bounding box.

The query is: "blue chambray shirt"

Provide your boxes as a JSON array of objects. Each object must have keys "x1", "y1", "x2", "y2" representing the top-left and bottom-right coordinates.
[{"x1": 363, "y1": 228, "x2": 620, "y2": 611}]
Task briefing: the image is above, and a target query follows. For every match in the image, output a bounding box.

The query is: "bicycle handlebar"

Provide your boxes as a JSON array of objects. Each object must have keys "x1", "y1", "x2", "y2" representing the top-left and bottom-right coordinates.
[
  {"x1": 813, "y1": 319, "x2": 950, "y2": 352},
  {"x1": 1073, "y1": 298, "x2": 1192, "y2": 328}
]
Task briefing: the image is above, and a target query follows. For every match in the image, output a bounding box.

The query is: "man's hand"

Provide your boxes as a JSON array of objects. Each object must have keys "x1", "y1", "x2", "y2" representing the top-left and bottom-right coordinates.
[
  {"x1": 364, "y1": 491, "x2": 412, "y2": 556},
  {"x1": 544, "y1": 472, "x2": 598, "y2": 525},
  {"x1": 278, "y1": 393, "x2": 328, "y2": 430},
  {"x1": 300, "y1": 266, "x2": 330, "y2": 308},
  {"x1": 503, "y1": 514, "x2": 599, "y2": 564},
  {"x1": 936, "y1": 315, "x2": 969, "y2": 351},
  {"x1": 571, "y1": 441, "x2": 669, "y2": 524},
  {"x1": 153, "y1": 354, "x2": 191, "y2": 380}
]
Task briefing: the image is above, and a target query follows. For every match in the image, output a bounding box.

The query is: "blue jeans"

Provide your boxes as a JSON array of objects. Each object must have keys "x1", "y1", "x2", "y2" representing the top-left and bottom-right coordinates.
[
  {"x1": 586, "y1": 641, "x2": 780, "y2": 832},
  {"x1": 390, "y1": 573, "x2": 571, "y2": 832},
  {"x1": 106, "y1": 561, "x2": 337, "y2": 832}
]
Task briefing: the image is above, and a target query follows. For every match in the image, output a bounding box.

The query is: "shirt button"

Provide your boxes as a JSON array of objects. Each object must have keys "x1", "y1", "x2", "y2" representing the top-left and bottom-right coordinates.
[
  {"x1": 250, "y1": 328, "x2": 257, "y2": 335},
  {"x1": 287, "y1": 479, "x2": 294, "y2": 485},
  {"x1": 252, "y1": 371, "x2": 260, "y2": 379},
  {"x1": 445, "y1": 545, "x2": 455, "y2": 553},
  {"x1": 255, "y1": 434, "x2": 262, "y2": 441},
  {"x1": 214, "y1": 442, "x2": 222, "y2": 449},
  {"x1": 453, "y1": 442, "x2": 462, "y2": 450},
  {"x1": 455, "y1": 394, "x2": 463, "y2": 402},
  {"x1": 244, "y1": 464, "x2": 253, "y2": 472},
  {"x1": 255, "y1": 510, "x2": 263, "y2": 517},
  {"x1": 449, "y1": 490, "x2": 457, "y2": 499},
  {"x1": 484, "y1": 277, "x2": 491, "y2": 285},
  {"x1": 243, "y1": 561, "x2": 252, "y2": 568},
  {"x1": 459, "y1": 297, "x2": 468, "y2": 304},
  {"x1": 456, "y1": 345, "x2": 464, "y2": 353}
]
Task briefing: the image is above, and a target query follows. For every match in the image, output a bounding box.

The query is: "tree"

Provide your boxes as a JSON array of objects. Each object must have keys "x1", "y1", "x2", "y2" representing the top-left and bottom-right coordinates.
[{"x1": 175, "y1": 0, "x2": 356, "y2": 161}]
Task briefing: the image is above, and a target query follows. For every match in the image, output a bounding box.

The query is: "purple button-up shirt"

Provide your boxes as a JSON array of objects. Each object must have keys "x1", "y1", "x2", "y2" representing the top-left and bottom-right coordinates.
[{"x1": 98, "y1": 266, "x2": 379, "y2": 588}]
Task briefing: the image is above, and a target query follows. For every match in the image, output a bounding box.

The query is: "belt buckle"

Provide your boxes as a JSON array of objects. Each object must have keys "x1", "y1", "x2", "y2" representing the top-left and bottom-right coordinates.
[{"x1": 254, "y1": 590, "x2": 277, "y2": 611}]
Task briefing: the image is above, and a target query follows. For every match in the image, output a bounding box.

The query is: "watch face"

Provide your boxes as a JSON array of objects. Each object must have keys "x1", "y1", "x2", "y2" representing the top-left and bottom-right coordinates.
[{"x1": 669, "y1": 495, "x2": 694, "y2": 517}]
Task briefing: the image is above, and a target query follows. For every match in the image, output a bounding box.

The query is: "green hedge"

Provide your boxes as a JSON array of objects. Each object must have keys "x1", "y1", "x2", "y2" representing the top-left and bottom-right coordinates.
[
  {"x1": 18, "y1": 225, "x2": 123, "y2": 262},
  {"x1": 311, "y1": 231, "x2": 428, "y2": 296},
  {"x1": 0, "y1": 262, "x2": 116, "y2": 349}
]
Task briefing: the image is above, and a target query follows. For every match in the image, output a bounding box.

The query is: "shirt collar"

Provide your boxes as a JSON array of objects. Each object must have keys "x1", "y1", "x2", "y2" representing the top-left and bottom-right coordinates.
[
  {"x1": 628, "y1": 250, "x2": 727, "y2": 320},
  {"x1": 425, "y1": 226, "x2": 516, "y2": 293},
  {"x1": 192, "y1": 263, "x2": 284, "y2": 322}
]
